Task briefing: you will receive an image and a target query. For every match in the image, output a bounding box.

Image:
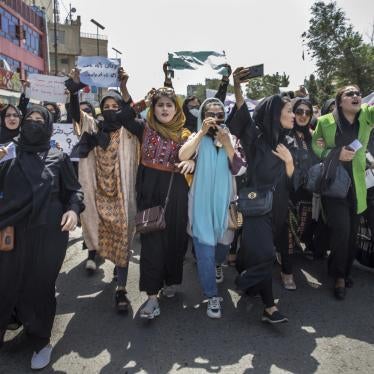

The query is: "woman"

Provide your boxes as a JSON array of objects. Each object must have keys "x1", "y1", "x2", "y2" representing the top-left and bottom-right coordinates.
[
  {"x1": 229, "y1": 67, "x2": 294, "y2": 324},
  {"x1": 65, "y1": 68, "x2": 140, "y2": 313},
  {"x1": 179, "y1": 98, "x2": 246, "y2": 318},
  {"x1": 0, "y1": 105, "x2": 84, "y2": 370},
  {"x1": 120, "y1": 78, "x2": 194, "y2": 319},
  {"x1": 279, "y1": 98, "x2": 319, "y2": 290},
  {"x1": 0, "y1": 104, "x2": 22, "y2": 144},
  {"x1": 312, "y1": 85, "x2": 374, "y2": 300}
]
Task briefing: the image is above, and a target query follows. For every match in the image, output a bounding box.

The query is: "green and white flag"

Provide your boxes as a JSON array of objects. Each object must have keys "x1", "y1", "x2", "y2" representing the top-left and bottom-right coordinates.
[{"x1": 168, "y1": 51, "x2": 228, "y2": 75}]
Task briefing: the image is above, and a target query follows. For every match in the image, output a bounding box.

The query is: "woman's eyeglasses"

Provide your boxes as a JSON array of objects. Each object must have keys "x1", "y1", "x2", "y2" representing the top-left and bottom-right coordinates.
[
  {"x1": 205, "y1": 112, "x2": 225, "y2": 120},
  {"x1": 5, "y1": 113, "x2": 20, "y2": 118},
  {"x1": 344, "y1": 90, "x2": 361, "y2": 98},
  {"x1": 295, "y1": 108, "x2": 312, "y2": 117}
]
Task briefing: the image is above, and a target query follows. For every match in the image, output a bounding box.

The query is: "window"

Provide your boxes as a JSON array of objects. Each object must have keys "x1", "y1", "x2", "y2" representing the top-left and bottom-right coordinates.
[
  {"x1": 57, "y1": 30, "x2": 65, "y2": 44},
  {"x1": 24, "y1": 64, "x2": 41, "y2": 75},
  {"x1": 0, "y1": 8, "x2": 19, "y2": 45},
  {"x1": 23, "y1": 24, "x2": 42, "y2": 57}
]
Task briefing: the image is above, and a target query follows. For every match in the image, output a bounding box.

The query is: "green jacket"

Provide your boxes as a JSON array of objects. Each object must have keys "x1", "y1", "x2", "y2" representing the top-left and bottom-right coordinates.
[{"x1": 312, "y1": 104, "x2": 374, "y2": 214}]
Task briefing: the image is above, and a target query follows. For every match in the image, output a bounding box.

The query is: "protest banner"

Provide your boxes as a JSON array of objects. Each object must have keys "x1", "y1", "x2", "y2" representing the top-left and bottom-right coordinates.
[
  {"x1": 27, "y1": 74, "x2": 67, "y2": 103},
  {"x1": 77, "y1": 56, "x2": 120, "y2": 88},
  {"x1": 0, "y1": 142, "x2": 16, "y2": 164},
  {"x1": 51, "y1": 123, "x2": 79, "y2": 158},
  {"x1": 0, "y1": 68, "x2": 22, "y2": 92},
  {"x1": 168, "y1": 51, "x2": 228, "y2": 75}
]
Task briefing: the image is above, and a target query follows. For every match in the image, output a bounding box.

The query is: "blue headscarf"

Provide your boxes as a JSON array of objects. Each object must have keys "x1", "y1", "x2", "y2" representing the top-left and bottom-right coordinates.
[{"x1": 191, "y1": 98, "x2": 232, "y2": 246}]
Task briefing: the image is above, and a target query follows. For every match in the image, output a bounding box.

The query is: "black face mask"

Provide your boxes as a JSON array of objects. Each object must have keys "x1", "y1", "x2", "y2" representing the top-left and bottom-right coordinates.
[
  {"x1": 20, "y1": 120, "x2": 51, "y2": 145},
  {"x1": 102, "y1": 109, "x2": 120, "y2": 123}
]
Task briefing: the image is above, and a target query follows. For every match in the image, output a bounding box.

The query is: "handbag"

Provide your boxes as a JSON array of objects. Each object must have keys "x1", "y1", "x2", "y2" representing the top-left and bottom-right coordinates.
[
  {"x1": 306, "y1": 162, "x2": 351, "y2": 199},
  {"x1": 228, "y1": 202, "x2": 243, "y2": 230},
  {"x1": 0, "y1": 226, "x2": 14, "y2": 252},
  {"x1": 135, "y1": 173, "x2": 174, "y2": 234},
  {"x1": 237, "y1": 187, "x2": 274, "y2": 217}
]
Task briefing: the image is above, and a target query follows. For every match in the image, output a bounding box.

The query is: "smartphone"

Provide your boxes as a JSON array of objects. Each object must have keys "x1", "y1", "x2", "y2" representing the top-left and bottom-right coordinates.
[
  {"x1": 346, "y1": 139, "x2": 362, "y2": 152},
  {"x1": 239, "y1": 64, "x2": 264, "y2": 82}
]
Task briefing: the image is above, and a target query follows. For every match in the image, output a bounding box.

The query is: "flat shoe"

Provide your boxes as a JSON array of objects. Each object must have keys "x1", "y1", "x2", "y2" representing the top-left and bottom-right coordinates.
[
  {"x1": 334, "y1": 286, "x2": 346, "y2": 300},
  {"x1": 31, "y1": 344, "x2": 53, "y2": 370}
]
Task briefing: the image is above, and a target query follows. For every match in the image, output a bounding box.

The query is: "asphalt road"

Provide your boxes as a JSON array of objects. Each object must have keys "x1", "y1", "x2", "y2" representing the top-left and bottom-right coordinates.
[{"x1": 1, "y1": 229, "x2": 374, "y2": 374}]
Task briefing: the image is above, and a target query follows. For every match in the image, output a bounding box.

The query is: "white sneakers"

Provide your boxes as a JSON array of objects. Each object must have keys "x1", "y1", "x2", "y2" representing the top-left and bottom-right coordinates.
[
  {"x1": 31, "y1": 344, "x2": 53, "y2": 370},
  {"x1": 207, "y1": 297, "x2": 222, "y2": 319}
]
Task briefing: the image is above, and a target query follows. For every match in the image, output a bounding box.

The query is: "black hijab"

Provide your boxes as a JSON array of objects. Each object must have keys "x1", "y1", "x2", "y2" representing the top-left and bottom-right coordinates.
[
  {"x1": 44, "y1": 101, "x2": 61, "y2": 123},
  {"x1": 321, "y1": 99, "x2": 335, "y2": 116},
  {"x1": 80, "y1": 101, "x2": 97, "y2": 119},
  {"x1": 0, "y1": 104, "x2": 21, "y2": 144},
  {"x1": 182, "y1": 97, "x2": 200, "y2": 133},
  {"x1": 0, "y1": 105, "x2": 54, "y2": 229},
  {"x1": 253, "y1": 94, "x2": 288, "y2": 150},
  {"x1": 292, "y1": 98, "x2": 313, "y2": 144}
]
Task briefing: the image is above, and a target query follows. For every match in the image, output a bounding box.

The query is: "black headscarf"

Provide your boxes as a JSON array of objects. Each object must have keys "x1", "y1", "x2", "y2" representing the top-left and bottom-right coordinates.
[
  {"x1": 44, "y1": 101, "x2": 61, "y2": 123},
  {"x1": 80, "y1": 101, "x2": 97, "y2": 119},
  {"x1": 253, "y1": 94, "x2": 288, "y2": 150},
  {"x1": 77, "y1": 90, "x2": 130, "y2": 157},
  {"x1": 182, "y1": 97, "x2": 200, "y2": 133},
  {"x1": 0, "y1": 105, "x2": 54, "y2": 229},
  {"x1": 0, "y1": 104, "x2": 22, "y2": 144},
  {"x1": 292, "y1": 98, "x2": 313, "y2": 144},
  {"x1": 321, "y1": 99, "x2": 335, "y2": 116}
]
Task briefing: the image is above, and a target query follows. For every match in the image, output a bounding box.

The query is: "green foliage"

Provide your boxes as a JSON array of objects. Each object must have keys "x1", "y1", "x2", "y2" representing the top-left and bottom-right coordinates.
[
  {"x1": 303, "y1": 1, "x2": 374, "y2": 102},
  {"x1": 245, "y1": 72, "x2": 290, "y2": 99}
]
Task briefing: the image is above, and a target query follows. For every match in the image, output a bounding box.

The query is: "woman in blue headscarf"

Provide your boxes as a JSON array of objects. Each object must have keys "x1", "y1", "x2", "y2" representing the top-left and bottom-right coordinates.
[{"x1": 179, "y1": 98, "x2": 246, "y2": 319}]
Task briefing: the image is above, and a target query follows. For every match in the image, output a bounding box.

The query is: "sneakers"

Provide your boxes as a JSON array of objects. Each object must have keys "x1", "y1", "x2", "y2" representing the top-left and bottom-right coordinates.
[
  {"x1": 280, "y1": 272, "x2": 296, "y2": 291},
  {"x1": 31, "y1": 344, "x2": 53, "y2": 370},
  {"x1": 207, "y1": 296, "x2": 222, "y2": 319},
  {"x1": 215, "y1": 265, "x2": 224, "y2": 284},
  {"x1": 161, "y1": 285, "x2": 176, "y2": 298},
  {"x1": 85, "y1": 259, "x2": 97, "y2": 274},
  {"x1": 261, "y1": 310, "x2": 288, "y2": 324},
  {"x1": 140, "y1": 298, "x2": 160, "y2": 320},
  {"x1": 115, "y1": 289, "x2": 130, "y2": 313}
]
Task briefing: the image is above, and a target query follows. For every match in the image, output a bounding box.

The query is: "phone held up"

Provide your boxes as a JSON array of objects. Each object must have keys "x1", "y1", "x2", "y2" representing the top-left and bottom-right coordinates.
[{"x1": 239, "y1": 64, "x2": 264, "y2": 83}]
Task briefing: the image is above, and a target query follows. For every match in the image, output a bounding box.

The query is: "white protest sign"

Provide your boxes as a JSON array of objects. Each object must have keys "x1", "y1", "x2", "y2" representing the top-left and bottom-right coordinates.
[
  {"x1": 77, "y1": 56, "x2": 120, "y2": 88},
  {"x1": 27, "y1": 74, "x2": 67, "y2": 103},
  {"x1": 0, "y1": 142, "x2": 16, "y2": 163},
  {"x1": 51, "y1": 123, "x2": 79, "y2": 157}
]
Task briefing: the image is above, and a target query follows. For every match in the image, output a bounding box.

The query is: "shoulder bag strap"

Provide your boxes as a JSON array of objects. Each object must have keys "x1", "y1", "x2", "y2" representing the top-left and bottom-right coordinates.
[{"x1": 163, "y1": 172, "x2": 175, "y2": 209}]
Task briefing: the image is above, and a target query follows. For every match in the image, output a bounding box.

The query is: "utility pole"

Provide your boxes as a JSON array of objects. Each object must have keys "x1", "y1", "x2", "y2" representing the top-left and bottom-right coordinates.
[{"x1": 53, "y1": 0, "x2": 58, "y2": 75}]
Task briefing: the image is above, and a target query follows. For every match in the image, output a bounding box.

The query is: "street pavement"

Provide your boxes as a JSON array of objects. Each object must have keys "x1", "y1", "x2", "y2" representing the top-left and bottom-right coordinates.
[{"x1": 1, "y1": 228, "x2": 374, "y2": 374}]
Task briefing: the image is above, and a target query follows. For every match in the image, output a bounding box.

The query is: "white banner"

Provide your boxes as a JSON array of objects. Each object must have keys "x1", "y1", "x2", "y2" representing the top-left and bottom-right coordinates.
[
  {"x1": 27, "y1": 74, "x2": 67, "y2": 103},
  {"x1": 51, "y1": 123, "x2": 79, "y2": 157}
]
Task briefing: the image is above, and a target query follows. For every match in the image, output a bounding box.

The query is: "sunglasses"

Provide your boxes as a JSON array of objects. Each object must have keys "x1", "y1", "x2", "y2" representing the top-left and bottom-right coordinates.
[
  {"x1": 205, "y1": 112, "x2": 225, "y2": 120},
  {"x1": 344, "y1": 90, "x2": 361, "y2": 98},
  {"x1": 5, "y1": 113, "x2": 20, "y2": 118},
  {"x1": 295, "y1": 108, "x2": 312, "y2": 116},
  {"x1": 81, "y1": 107, "x2": 92, "y2": 114}
]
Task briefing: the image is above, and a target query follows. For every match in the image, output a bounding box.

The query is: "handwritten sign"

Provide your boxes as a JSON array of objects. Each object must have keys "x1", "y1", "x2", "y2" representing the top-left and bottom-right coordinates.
[
  {"x1": 0, "y1": 142, "x2": 16, "y2": 163},
  {"x1": 51, "y1": 123, "x2": 79, "y2": 158},
  {"x1": 27, "y1": 74, "x2": 67, "y2": 103},
  {"x1": 77, "y1": 56, "x2": 120, "y2": 88}
]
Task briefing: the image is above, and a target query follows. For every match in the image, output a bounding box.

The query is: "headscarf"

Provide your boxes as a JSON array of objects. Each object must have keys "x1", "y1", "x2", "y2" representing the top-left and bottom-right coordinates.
[
  {"x1": 253, "y1": 94, "x2": 288, "y2": 150},
  {"x1": 43, "y1": 101, "x2": 61, "y2": 123},
  {"x1": 80, "y1": 101, "x2": 97, "y2": 119},
  {"x1": 182, "y1": 96, "x2": 200, "y2": 133},
  {"x1": 0, "y1": 105, "x2": 54, "y2": 229},
  {"x1": 0, "y1": 104, "x2": 22, "y2": 144},
  {"x1": 191, "y1": 98, "x2": 232, "y2": 246},
  {"x1": 321, "y1": 98, "x2": 335, "y2": 116},
  {"x1": 292, "y1": 98, "x2": 313, "y2": 144},
  {"x1": 147, "y1": 88, "x2": 187, "y2": 142}
]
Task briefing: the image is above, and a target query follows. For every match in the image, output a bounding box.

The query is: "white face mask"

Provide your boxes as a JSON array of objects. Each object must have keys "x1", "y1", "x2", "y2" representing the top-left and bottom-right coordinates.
[{"x1": 189, "y1": 108, "x2": 199, "y2": 118}]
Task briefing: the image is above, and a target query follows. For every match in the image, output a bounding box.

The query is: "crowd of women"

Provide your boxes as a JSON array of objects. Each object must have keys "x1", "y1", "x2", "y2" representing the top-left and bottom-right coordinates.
[{"x1": 0, "y1": 63, "x2": 373, "y2": 370}]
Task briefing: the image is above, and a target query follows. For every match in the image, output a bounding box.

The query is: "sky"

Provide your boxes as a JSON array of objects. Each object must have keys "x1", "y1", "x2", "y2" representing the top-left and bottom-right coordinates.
[{"x1": 63, "y1": 0, "x2": 373, "y2": 99}]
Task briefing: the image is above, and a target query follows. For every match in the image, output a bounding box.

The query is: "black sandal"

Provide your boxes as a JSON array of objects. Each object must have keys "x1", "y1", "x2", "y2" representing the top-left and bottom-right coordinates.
[{"x1": 115, "y1": 290, "x2": 130, "y2": 313}]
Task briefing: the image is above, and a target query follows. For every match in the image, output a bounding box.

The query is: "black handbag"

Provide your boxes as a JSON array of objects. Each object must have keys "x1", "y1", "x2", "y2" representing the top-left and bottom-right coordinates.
[
  {"x1": 237, "y1": 187, "x2": 274, "y2": 217},
  {"x1": 306, "y1": 161, "x2": 351, "y2": 199}
]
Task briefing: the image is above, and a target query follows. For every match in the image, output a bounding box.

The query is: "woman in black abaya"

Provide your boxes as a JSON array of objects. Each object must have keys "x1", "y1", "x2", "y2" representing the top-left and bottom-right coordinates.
[{"x1": 0, "y1": 105, "x2": 84, "y2": 370}]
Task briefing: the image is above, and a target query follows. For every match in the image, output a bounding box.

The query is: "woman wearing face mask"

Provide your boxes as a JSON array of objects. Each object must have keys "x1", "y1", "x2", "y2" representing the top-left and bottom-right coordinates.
[
  {"x1": 65, "y1": 68, "x2": 140, "y2": 313},
  {"x1": 228, "y1": 67, "x2": 294, "y2": 324},
  {"x1": 278, "y1": 98, "x2": 319, "y2": 290},
  {"x1": 0, "y1": 105, "x2": 84, "y2": 370},
  {"x1": 0, "y1": 104, "x2": 22, "y2": 144},
  {"x1": 44, "y1": 102, "x2": 62, "y2": 123},
  {"x1": 119, "y1": 72, "x2": 194, "y2": 319},
  {"x1": 312, "y1": 85, "x2": 374, "y2": 300},
  {"x1": 179, "y1": 98, "x2": 246, "y2": 318}
]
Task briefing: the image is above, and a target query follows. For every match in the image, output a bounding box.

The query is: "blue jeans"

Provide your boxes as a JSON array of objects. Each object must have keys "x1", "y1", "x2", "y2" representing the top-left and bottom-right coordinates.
[{"x1": 193, "y1": 237, "x2": 230, "y2": 298}]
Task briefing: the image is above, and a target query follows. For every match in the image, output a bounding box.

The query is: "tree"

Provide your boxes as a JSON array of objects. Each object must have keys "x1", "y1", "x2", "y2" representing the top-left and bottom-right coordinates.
[
  {"x1": 245, "y1": 72, "x2": 290, "y2": 99},
  {"x1": 303, "y1": 1, "x2": 374, "y2": 101},
  {"x1": 305, "y1": 74, "x2": 319, "y2": 105}
]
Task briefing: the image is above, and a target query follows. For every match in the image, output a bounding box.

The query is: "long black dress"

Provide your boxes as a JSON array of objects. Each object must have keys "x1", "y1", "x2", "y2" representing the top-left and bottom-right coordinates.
[
  {"x1": 0, "y1": 148, "x2": 84, "y2": 350},
  {"x1": 122, "y1": 116, "x2": 189, "y2": 295},
  {"x1": 228, "y1": 98, "x2": 293, "y2": 307}
]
